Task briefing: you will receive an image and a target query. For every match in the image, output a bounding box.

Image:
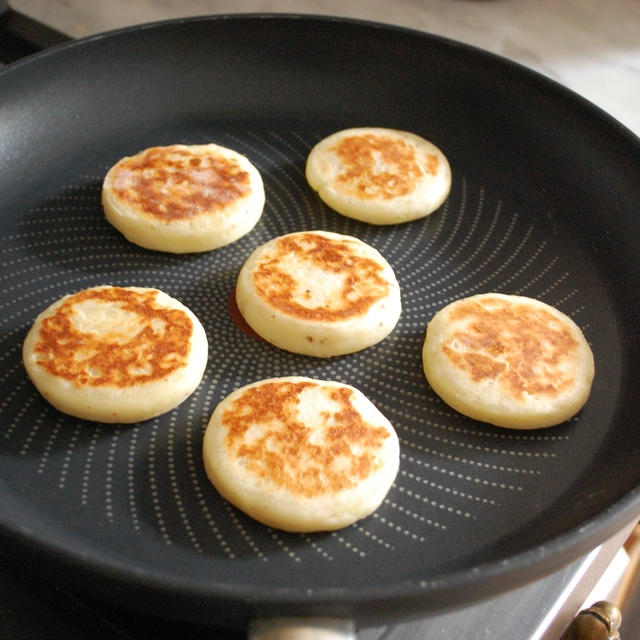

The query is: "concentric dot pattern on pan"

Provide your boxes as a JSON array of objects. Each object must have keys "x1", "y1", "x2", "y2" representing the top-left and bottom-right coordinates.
[{"x1": 0, "y1": 125, "x2": 612, "y2": 587}]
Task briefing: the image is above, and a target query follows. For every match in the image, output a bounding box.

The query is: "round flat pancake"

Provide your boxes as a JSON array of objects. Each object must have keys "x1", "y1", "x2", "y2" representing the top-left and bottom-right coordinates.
[
  {"x1": 422, "y1": 293, "x2": 595, "y2": 429},
  {"x1": 203, "y1": 376, "x2": 400, "y2": 532},
  {"x1": 235, "y1": 230, "x2": 402, "y2": 357},
  {"x1": 23, "y1": 286, "x2": 208, "y2": 423},
  {"x1": 305, "y1": 127, "x2": 451, "y2": 225},
  {"x1": 102, "y1": 143, "x2": 265, "y2": 253}
]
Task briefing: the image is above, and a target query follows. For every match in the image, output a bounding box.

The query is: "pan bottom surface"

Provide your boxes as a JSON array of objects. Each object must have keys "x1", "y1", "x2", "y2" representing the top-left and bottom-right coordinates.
[{"x1": 0, "y1": 117, "x2": 631, "y2": 619}]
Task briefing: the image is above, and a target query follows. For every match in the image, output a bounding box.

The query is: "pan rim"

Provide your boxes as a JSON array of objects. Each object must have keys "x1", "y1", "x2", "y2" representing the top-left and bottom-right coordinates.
[
  {"x1": 2, "y1": 487, "x2": 640, "y2": 617},
  {"x1": 2, "y1": 11, "x2": 640, "y2": 625},
  {"x1": 3, "y1": 11, "x2": 639, "y2": 147}
]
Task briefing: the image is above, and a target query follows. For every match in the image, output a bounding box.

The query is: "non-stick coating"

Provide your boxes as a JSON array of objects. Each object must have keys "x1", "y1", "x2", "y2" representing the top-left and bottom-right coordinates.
[{"x1": 1, "y1": 15, "x2": 640, "y2": 630}]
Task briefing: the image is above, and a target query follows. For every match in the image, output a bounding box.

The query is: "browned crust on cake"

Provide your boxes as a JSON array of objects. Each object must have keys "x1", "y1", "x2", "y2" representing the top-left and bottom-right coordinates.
[
  {"x1": 251, "y1": 232, "x2": 390, "y2": 321},
  {"x1": 221, "y1": 379, "x2": 391, "y2": 498},
  {"x1": 440, "y1": 296, "x2": 580, "y2": 400},
  {"x1": 32, "y1": 287, "x2": 193, "y2": 387},
  {"x1": 108, "y1": 145, "x2": 251, "y2": 222},
  {"x1": 331, "y1": 132, "x2": 440, "y2": 200}
]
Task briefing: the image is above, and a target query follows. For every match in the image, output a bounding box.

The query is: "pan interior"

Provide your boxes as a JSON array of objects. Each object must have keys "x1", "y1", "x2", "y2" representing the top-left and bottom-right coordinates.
[{"x1": 1, "y1": 15, "x2": 640, "y2": 622}]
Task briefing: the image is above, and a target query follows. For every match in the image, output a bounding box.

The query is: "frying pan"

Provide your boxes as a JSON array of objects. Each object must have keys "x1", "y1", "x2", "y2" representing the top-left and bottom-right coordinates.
[{"x1": 1, "y1": 13, "x2": 640, "y2": 636}]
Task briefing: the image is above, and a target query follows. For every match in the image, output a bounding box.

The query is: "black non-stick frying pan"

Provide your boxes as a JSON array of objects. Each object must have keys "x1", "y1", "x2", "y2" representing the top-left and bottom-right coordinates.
[{"x1": 1, "y1": 13, "x2": 640, "y2": 636}]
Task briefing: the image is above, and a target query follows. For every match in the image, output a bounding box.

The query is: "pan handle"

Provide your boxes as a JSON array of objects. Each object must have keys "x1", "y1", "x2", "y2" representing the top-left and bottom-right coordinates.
[
  {"x1": 0, "y1": 2, "x2": 70, "y2": 63},
  {"x1": 249, "y1": 617, "x2": 356, "y2": 640}
]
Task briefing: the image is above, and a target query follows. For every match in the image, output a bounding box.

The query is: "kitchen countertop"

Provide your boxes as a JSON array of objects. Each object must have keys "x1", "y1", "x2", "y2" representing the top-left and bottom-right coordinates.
[{"x1": 3, "y1": 1, "x2": 640, "y2": 638}]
